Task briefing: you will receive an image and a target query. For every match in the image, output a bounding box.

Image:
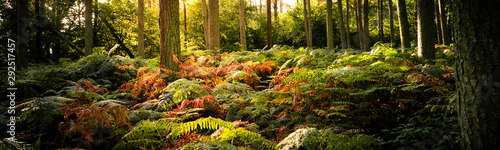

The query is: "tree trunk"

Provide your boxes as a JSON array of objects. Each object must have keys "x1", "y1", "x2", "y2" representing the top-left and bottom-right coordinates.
[
  {"x1": 159, "y1": 0, "x2": 180, "y2": 71},
  {"x1": 338, "y1": 0, "x2": 347, "y2": 49},
  {"x1": 389, "y1": 0, "x2": 394, "y2": 46},
  {"x1": 239, "y1": 0, "x2": 247, "y2": 51},
  {"x1": 274, "y1": 0, "x2": 278, "y2": 25},
  {"x1": 346, "y1": 0, "x2": 351, "y2": 48},
  {"x1": 102, "y1": 16, "x2": 135, "y2": 58},
  {"x1": 326, "y1": 0, "x2": 334, "y2": 50},
  {"x1": 84, "y1": 0, "x2": 93, "y2": 55},
  {"x1": 438, "y1": 0, "x2": 450, "y2": 45},
  {"x1": 94, "y1": 0, "x2": 98, "y2": 47},
  {"x1": 267, "y1": 0, "x2": 273, "y2": 48},
  {"x1": 208, "y1": 0, "x2": 220, "y2": 50},
  {"x1": 435, "y1": 1, "x2": 442, "y2": 45},
  {"x1": 280, "y1": 0, "x2": 283, "y2": 13},
  {"x1": 307, "y1": 0, "x2": 313, "y2": 47},
  {"x1": 16, "y1": 0, "x2": 28, "y2": 68},
  {"x1": 378, "y1": 0, "x2": 384, "y2": 42},
  {"x1": 183, "y1": 2, "x2": 187, "y2": 50},
  {"x1": 417, "y1": 0, "x2": 436, "y2": 60},
  {"x1": 453, "y1": 0, "x2": 500, "y2": 149},
  {"x1": 35, "y1": 0, "x2": 42, "y2": 60},
  {"x1": 138, "y1": 0, "x2": 145, "y2": 57},
  {"x1": 396, "y1": 0, "x2": 411, "y2": 50},
  {"x1": 201, "y1": 0, "x2": 210, "y2": 49},
  {"x1": 362, "y1": 0, "x2": 370, "y2": 51},
  {"x1": 303, "y1": 0, "x2": 310, "y2": 48},
  {"x1": 356, "y1": 0, "x2": 364, "y2": 50}
]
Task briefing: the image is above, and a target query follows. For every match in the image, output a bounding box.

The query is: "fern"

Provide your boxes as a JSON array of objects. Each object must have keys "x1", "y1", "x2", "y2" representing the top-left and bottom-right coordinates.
[{"x1": 216, "y1": 127, "x2": 278, "y2": 150}]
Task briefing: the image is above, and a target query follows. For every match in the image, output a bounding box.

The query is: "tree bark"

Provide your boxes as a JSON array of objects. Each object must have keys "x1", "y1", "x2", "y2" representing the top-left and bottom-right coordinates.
[
  {"x1": 326, "y1": 0, "x2": 334, "y2": 50},
  {"x1": 362, "y1": 0, "x2": 370, "y2": 51},
  {"x1": 346, "y1": 0, "x2": 351, "y2": 48},
  {"x1": 356, "y1": 0, "x2": 364, "y2": 50},
  {"x1": 438, "y1": 0, "x2": 450, "y2": 45},
  {"x1": 201, "y1": 0, "x2": 210, "y2": 50},
  {"x1": 138, "y1": 0, "x2": 145, "y2": 57},
  {"x1": 239, "y1": 0, "x2": 247, "y2": 51},
  {"x1": 338, "y1": 0, "x2": 347, "y2": 49},
  {"x1": 389, "y1": 0, "x2": 394, "y2": 46},
  {"x1": 35, "y1": 0, "x2": 43, "y2": 60},
  {"x1": 84, "y1": 0, "x2": 93, "y2": 55},
  {"x1": 453, "y1": 1, "x2": 500, "y2": 149},
  {"x1": 280, "y1": 0, "x2": 283, "y2": 13},
  {"x1": 183, "y1": 1, "x2": 187, "y2": 50},
  {"x1": 417, "y1": 0, "x2": 436, "y2": 60},
  {"x1": 208, "y1": 0, "x2": 220, "y2": 50},
  {"x1": 274, "y1": 0, "x2": 278, "y2": 25},
  {"x1": 267, "y1": 0, "x2": 273, "y2": 48},
  {"x1": 159, "y1": 0, "x2": 180, "y2": 71},
  {"x1": 396, "y1": 0, "x2": 411, "y2": 50}
]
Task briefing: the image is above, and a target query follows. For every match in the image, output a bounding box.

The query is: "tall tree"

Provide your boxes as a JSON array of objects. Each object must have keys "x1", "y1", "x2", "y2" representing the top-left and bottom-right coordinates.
[
  {"x1": 326, "y1": 0, "x2": 334, "y2": 50},
  {"x1": 438, "y1": 0, "x2": 450, "y2": 45},
  {"x1": 362, "y1": 0, "x2": 370, "y2": 51},
  {"x1": 303, "y1": 0, "x2": 311, "y2": 48},
  {"x1": 378, "y1": 0, "x2": 384, "y2": 42},
  {"x1": 159, "y1": 0, "x2": 180, "y2": 71},
  {"x1": 396, "y1": 0, "x2": 411, "y2": 50},
  {"x1": 346, "y1": 0, "x2": 351, "y2": 48},
  {"x1": 280, "y1": 0, "x2": 283, "y2": 13},
  {"x1": 138, "y1": 0, "x2": 145, "y2": 57},
  {"x1": 35, "y1": 0, "x2": 42, "y2": 60},
  {"x1": 183, "y1": 0, "x2": 187, "y2": 50},
  {"x1": 453, "y1": 0, "x2": 500, "y2": 149},
  {"x1": 389, "y1": 0, "x2": 394, "y2": 46},
  {"x1": 201, "y1": 0, "x2": 210, "y2": 49},
  {"x1": 434, "y1": 1, "x2": 442, "y2": 45},
  {"x1": 84, "y1": 0, "x2": 93, "y2": 55},
  {"x1": 274, "y1": 0, "x2": 278, "y2": 24},
  {"x1": 356, "y1": 0, "x2": 364, "y2": 50},
  {"x1": 238, "y1": 0, "x2": 247, "y2": 51},
  {"x1": 416, "y1": 0, "x2": 436, "y2": 59},
  {"x1": 16, "y1": 0, "x2": 28, "y2": 68},
  {"x1": 267, "y1": 0, "x2": 273, "y2": 48},
  {"x1": 307, "y1": 0, "x2": 313, "y2": 47},
  {"x1": 338, "y1": 0, "x2": 347, "y2": 49},
  {"x1": 208, "y1": 0, "x2": 220, "y2": 50}
]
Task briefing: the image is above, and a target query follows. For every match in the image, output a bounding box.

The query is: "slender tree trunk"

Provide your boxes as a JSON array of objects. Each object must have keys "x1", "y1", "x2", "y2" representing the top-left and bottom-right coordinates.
[
  {"x1": 183, "y1": 2, "x2": 187, "y2": 50},
  {"x1": 260, "y1": 0, "x2": 262, "y2": 13},
  {"x1": 208, "y1": 0, "x2": 220, "y2": 50},
  {"x1": 389, "y1": 0, "x2": 394, "y2": 46},
  {"x1": 346, "y1": 0, "x2": 351, "y2": 48},
  {"x1": 363, "y1": 0, "x2": 370, "y2": 51},
  {"x1": 435, "y1": 1, "x2": 442, "y2": 45},
  {"x1": 303, "y1": 0, "x2": 310, "y2": 48},
  {"x1": 307, "y1": 0, "x2": 313, "y2": 47},
  {"x1": 274, "y1": 0, "x2": 278, "y2": 25},
  {"x1": 356, "y1": 0, "x2": 364, "y2": 50},
  {"x1": 16, "y1": 0, "x2": 28, "y2": 68},
  {"x1": 326, "y1": 0, "x2": 334, "y2": 50},
  {"x1": 280, "y1": 0, "x2": 283, "y2": 13},
  {"x1": 35, "y1": 0, "x2": 43, "y2": 60},
  {"x1": 201, "y1": 0, "x2": 210, "y2": 49},
  {"x1": 159, "y1": 0, "x2": 180, "y2": 71},
  {"x1": 138, "y1": 0, "x2": 145, "y2": 57},
  {"x1": 94, "y1": 0, "x2": 98, "y2": 47},
  {"x1": 239, "y1": 0, "x2": 247, "y2": 51},
  {"x1": 438, "y1": 0, "x2": 450, "y2": 45},
  {"x1": 417, "y1": 0, "x2": 436, "y2": 60},
  {"x1": 267, "y1": 0, "x2": 273, "y2": 48},
  {"x1": 453, "y1": 0, "x2": 500, "y2": 149},
  {"x1": 338, "y1": 0, "x2": 347, "y2": 49},
  {"x1": 378, "y1": 0, "x2": 384, "y2": 42},
  {"x1": 102, "y1": 16, "x2": 135, "y2": 58},
  {"x1": 396, "y1": 0, "x2": 411, "y2": 50},
  {"x1": 84, "y1": 0, "x2": 93, "y2": 55}
]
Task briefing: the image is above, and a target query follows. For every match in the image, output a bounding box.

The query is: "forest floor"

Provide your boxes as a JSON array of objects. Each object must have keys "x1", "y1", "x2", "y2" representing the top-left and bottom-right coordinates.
[{"x1": 1, "y1": 44, "x2": 458, "y2": 149}]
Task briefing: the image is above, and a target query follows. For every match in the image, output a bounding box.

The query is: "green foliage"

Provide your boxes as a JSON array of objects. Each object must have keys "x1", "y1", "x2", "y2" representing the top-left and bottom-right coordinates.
[
  {"x1": 164, "y1": 78, "x2": 209, "y2": 105},
  {"x1": 278, "y1": 128, "x2": 381, "y2": 150},
  {"x1": 216, "y1": 127, "x2": 278, "y2": 150}
]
